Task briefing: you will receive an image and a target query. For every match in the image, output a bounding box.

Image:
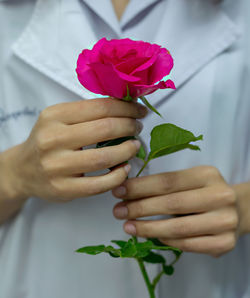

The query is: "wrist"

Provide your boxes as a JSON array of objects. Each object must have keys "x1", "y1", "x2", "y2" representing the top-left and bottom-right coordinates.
[
  {"x1": 232, "y1": 182, "x2": 250, "y2": 236},
  {"x1": 0, "y1": 144, "x2": 29, "y2": 204}
]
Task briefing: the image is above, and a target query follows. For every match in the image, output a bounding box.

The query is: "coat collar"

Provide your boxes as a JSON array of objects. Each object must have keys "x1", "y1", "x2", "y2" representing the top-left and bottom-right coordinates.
[
  {"x1": 12, "y1": 0, "x2": 241, "y2": 103},
  {"x1": 81, "y1": 0, "x2": 121, "y2": 36},
  {"x1": 151, "y1": 0, "x2": 241, "y2": 105},
  {"x1": 81, "y1": 0, "x2": 162, "y2": 34}
]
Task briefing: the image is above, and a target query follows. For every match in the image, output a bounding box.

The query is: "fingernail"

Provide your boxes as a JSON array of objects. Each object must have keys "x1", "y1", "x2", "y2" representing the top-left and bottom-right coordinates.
[
  {"x1": 132, "y1": 140, "x2": 141, "y2": 151},
  {"x1": 124, "y1": 164, "x2": 131, "y2": 174},
  {"x1": 124, "y1": 222, "x2": 136, "y2": 235},
  {"x1": 113, "y1": 186, "x2": 127, "y2": 197},
  {"x1": 113, "y1": 206, "x2": 128, "y2": 218},
  {"x1": 135, "y1": 121, "x2": 143, "y2": 135}
]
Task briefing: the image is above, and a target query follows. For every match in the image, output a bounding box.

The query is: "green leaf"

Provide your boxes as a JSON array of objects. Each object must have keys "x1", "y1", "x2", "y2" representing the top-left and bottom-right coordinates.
[
  {"x1": 120, "y1": 239, "x2": 137, "y2": 258},
  {"x1": 96, "y1": 136, "x2": 137, "y2": 171},
  {"x1": 105, "y1": 246, "x2": 121, "y2": 258},
  {"x1": 76, "y1": 244, "x2": 121, "y2": 258},
  {"x1": 142, "y1": 252, "x2": 166, "y2": 264},
  {"x1": 173, "y1": 250, "x2": 182, "y2": 259},
  {"x1": 139, "y1": 96, "x2": 162, "y2": 118},
  {"x1": 76, "y1": 245, "x2": 106, "y2": 255},
  {"x1": 148, "y1": 123, "x2": 203, "y2": 161},
  {"x1": 136, "y1": 240, "x2": 181, "y2": 255},
  {"x1": 147, "y1": 238, "x2": 166, "y2": 247},
  {"x1": 96, "y1": 136, "x2": 135, "y2": 149},
  {"x1": 162, "y1": 265, "x2": 174, "y2": 276},
  {"x1": 136, "y1": 143, "x2": 146, "y2": 161},
  {"x1": 111, "y1": 240, "x2": 127, "y2": 248}
]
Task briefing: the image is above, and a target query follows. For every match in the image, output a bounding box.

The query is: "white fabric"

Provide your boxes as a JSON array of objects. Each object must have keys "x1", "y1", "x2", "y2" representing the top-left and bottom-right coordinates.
[{"x1": 0, "y1": 0, "x2": 250, "y2": 297}]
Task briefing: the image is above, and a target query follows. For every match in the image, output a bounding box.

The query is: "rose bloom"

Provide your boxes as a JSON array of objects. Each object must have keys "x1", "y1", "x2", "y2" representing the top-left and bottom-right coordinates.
[{"x1": 76, "y1": 38, "x2": 175, "y2": 99}]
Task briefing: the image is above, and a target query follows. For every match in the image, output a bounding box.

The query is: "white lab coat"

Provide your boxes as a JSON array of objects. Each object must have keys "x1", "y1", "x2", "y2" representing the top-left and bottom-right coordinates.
[{"x1": 0, "y1": 0, "x2": 250, "y2": 297}]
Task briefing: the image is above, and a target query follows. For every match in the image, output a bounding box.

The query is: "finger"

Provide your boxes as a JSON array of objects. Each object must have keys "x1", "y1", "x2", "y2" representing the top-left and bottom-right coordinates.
[
  {"x1": 51, "y1": 164, "x2": 132, "y2": 200},
  {"x1": 159, "y1": 232, "x2": 236, "y2": 256},
  {"x1": 56, "y1": 117, "x2": 143, "y2": 149},
  {"x1": 122, "y1": 207, "x2": 238, "y2": 238},
  {"x1": 42, "y1": 98, "x2": 148, "y2": 124},
  {"x1": 113, "y1": 185, "x2": 236, "y2": 219},
  {"x1": 44, "y1": 140, "x2": 140, "y2": 175},
  {"x1": 112, "y1": 166, "x2": 225, "y2": 200}
]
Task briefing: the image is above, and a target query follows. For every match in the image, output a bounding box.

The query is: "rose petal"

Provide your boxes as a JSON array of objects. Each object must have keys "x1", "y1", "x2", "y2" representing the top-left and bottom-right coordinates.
[
  {"x1": 90, "y1": 63, "x2": 128, "y2": 98},
  {"x1": 100, "y1": 39, "x2": 139, "y2": 65},
  {"x1": 129, "y1": 79, "x2": 176, "y2": 98},
  {"x1": 148, "y1": 48, "x2": 174, "y2": 84},
  {"x1": 89, "y1": 37, "x2": 107, "y2": 63},
  {"x1": 76, "y1": 52, "x2": 106, "y2": 94},
  {"x1": 116, "y1": 57, "x2": 149, "y2": 75},
  {"x1": 165, "y1": 79, "x2": 176, "y2": 89},
  {"x1": 130, "y1": 45, "x2": 161, "y2": 74}
]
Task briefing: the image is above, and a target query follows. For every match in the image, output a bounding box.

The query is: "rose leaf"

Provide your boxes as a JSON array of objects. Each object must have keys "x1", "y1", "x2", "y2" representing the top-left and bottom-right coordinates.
[
  {"x1": 96, "y1": 136, "x2": 135, "y2": 148},
  {"x1": 148, "y1": 123, "x2": 203, "y2": 161},
  {"x1": 76, "y1": 244, "x2": 121, "y2": 258},
  {"x1": 135, "y1": 240, "x2": 181, "y2": 255},
  {"x1": 136, "y1": 143, "x2": 147, "y2": 161},
  {"x1": 142, "y1": 252, "x2": 166, "y2": 264},
  {"x1": 111, "y1": 240, "x2": 127, "y2": 248},
  {"x1": 162, "y1": 264, "x2": 175, "y2": 276},
  {"x1": 120, "y1": 239, "x2": 137, "y2": 258}
]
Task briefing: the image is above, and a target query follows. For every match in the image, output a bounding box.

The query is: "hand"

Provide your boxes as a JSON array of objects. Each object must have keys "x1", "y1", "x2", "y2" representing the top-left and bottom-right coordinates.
[
  {"x1": 6, "y1": 97, "x2": 147, "y2": 203},
  {"x1": 112, "y1": 166, "x2": 240, "y2": 257}
]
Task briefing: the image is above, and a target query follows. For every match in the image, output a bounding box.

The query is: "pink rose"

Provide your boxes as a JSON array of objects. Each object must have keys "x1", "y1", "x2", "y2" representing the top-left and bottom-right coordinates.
[{"x1": 76, "y1": 38, "x2": 175, "y2": 99}]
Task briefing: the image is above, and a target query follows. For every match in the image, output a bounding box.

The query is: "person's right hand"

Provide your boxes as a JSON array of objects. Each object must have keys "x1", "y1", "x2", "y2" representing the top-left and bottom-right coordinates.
[{"x1": 8, "y1": 97, "x2": 147, "y2": 203}]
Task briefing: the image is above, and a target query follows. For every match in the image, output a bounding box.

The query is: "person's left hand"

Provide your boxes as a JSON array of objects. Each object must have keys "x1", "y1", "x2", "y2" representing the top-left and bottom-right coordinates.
[{"x1": 112, "y1": 166, "x2": 240, "y2": 257}]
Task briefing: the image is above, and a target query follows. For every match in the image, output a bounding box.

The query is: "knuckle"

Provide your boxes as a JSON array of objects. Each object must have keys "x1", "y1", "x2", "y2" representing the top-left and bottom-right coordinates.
[
  {"x1": 214, "y1": 234, "x2": 236, "y2": 255},
  {"x1": 75, "y1": 100, "x2": 87, "y2": 111},
  {"x1": 230, "y1": 212, "x2": 239, "y2": 230},
  {"x1": 220, "y1": 187, "x2": 236, "y2": 205},
  {"x1": 127, "y1": 141, "x2": 139, "y2": 157},
  {"x1": 40, "y1": 157, "x2": 54, "y2": 176},
  {"x1": 112, "y1": 169, "x2": 128, "y2": 187},
  {"x1": 137, "y1": 223, "x2": 150, "y2": 238},
  {"x1": 221, "y1": 210, "x2": 239, "y2": 230},
  {"x1": 88, "y1": 170, "x2": 126, "y2": 196},
  {"x1": 96, "y1": 100, "x2": 112, "y2": 117},
  {"x1": 49, "y1": 178, "x2": 66, "y2": 199},
  {"x1": 165, "y1": 194, "x2": 182, "y2": 214},
  {"x1": 158, "y1": 172, "x2": 176, "y2": 193},
  {"x1": 85, "y1": 180, "x2": 101, "y2": 196},
  {"x1": 101, "y1": 118, "x2": 115, "y2": 137},
  {"x1": 128, "y1": 119, "x2": 138, "y2": 135},
  {"x1": 36, "y1": 131, "x2": 51, "y2": 152},
  {"x1": 178, "y1": 239, "x2": 191, "y2": 252},
  {"x1": 36, "y1": 130, "x2": 59, "y2": 152},
  {"x1": 129, "y1": 201, "x2": 144, "y2": 218},
  {"x1": 93, "y1": 151, "x2": 111, "y2": 169},
  {"x1": 172, "y1": 220, "x2": 189, "y2": 238},
  {"x1": 226, "y1": 234, "x2": 237, "y2": 251},
  {"x1": 39, "y1": 106, "x2": 54, "y2": 122},
  {"x1": 202, "y1": 165, "x2": 221, "y2": 179},
  {"x1": 41, "y1": 157, "x2": 63, "y2": 178}
]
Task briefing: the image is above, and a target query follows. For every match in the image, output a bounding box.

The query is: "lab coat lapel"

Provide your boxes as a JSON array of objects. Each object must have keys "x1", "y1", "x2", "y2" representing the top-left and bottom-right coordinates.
[
  {"x1": 81, "y1": 0, "x2": 121, "y2": 35},
  {"x1": 12, "y1": 0, "x2": 99, "y2": 99},
  {"x1": 151, "y1": 0, "x2": 241, "y2": 105},
  {"x1": 12, "y1": 0, "x2": 240, "y2": 102}
]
